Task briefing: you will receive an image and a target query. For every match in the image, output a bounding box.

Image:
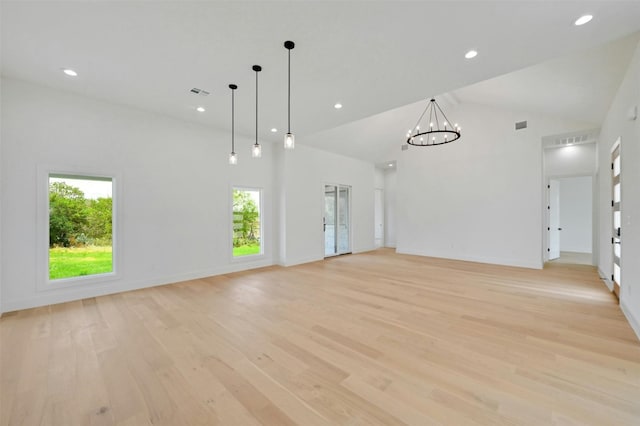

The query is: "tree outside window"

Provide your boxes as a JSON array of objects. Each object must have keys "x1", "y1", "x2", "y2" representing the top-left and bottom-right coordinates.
[
  {"x1": 233, "y1": 189, "x2": 261, "y2": 257},
  {"x1": 48, "y1": 175, "x2": 113, "y2": 279}
]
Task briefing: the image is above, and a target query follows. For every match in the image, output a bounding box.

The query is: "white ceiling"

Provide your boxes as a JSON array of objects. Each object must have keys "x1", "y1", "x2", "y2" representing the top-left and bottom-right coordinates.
[
  {"x1": 307, "y1": 31, "x2": 640, "y2": 165},
  {"x1": 2, "y1": 1, "x2": 640, "y2": 162}
]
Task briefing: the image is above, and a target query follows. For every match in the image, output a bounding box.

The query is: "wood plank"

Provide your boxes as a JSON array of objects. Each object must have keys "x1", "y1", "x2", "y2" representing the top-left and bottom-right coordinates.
[{"x1": 1, "y1": 249, "x2": 639, "y2": 425}]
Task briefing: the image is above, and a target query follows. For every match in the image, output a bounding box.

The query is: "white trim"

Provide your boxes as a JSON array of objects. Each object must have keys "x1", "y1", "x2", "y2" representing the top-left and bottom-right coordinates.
[
  {"x1": 610, "y1": 136, "x2": 621, "y2": 153},
  {"x1": 279, "y1": 255, "x2": 324, "y2": 268},
  {"x1": 598, "y1": 268, "x2": 614, "y2": 291},
  {"x1": 2, "y1": 257, "x2": 274, "y2": 313},
  {"x1": 396, "y1": 248, "x2": 543, "y2": 270},
  {"x1": 37, "y1": 166, "x2": 122, "y2": 292},
  {"x1": 621, "y1": 299, "x2": 640, "y2": 342}
]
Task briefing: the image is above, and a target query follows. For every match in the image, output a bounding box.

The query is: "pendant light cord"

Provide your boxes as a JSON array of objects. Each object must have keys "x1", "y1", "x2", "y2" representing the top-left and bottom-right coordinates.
[
  {"x1": 256, "y1": 71, "x2": 258, "y2": 145},
  {"x1": 287, "y1": 48, "x2": 291, "y2": 133},
  {"x1": 232, "y1": 88, "x2": 235, "y2": 153}
]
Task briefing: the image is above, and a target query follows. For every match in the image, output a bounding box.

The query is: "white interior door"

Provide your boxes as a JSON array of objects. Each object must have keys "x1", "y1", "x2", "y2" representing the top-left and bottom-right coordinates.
[
  {"x1": 374, "y1": 189, "x2": 384, "y2": 248},
  {"x1": 549, "y1": 179, "x2": 560, "y2": 260}
]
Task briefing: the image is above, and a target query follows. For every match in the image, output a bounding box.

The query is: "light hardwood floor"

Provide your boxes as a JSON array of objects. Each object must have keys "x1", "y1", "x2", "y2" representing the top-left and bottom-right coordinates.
[{"x1": 1, "y1": 249, "x2": 639, "y2": 425}]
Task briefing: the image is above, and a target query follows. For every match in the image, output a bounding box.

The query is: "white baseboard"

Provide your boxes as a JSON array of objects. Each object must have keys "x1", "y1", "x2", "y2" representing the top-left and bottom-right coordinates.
[
  {"x1": 2, "y1": 258, "x2": 274, "y2": 313},
  {"x1": 396, "y1": 248, "x2": 543, "y2": 270},
  {"x1": 598, "y1": 268, "x2": 614, "y2": 291},
  {"x1": 280, "y1": 255, "x2": 324, "y2": 267},
  {"x1": 620, "y1": 299, "x2": 640, "y2": 342}
]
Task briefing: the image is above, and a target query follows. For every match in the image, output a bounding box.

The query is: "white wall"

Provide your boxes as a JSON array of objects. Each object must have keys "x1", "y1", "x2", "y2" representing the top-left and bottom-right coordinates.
[
  {"x1": 374, "y1": 168, "x2": 385, "y2": 189},
  {"x1": 1, "y1": 78, "x2": 275, "y2": 312},
  {"x1": 598, "y1": 39, "x2": 640, "y2": 339},
  {"x1": 396, "y1": 101, "x2": 591, "y2": 269},
  {"x1": 384, "y1": 168, "x2": 397, "y2": 248},
  {"x1": 559, "y1": 176, "x2": 592, "y2": 253},
  {"x1": 0, "y1": 74, "x2": 3, "y2": 314},
  {"x1": 278, "y1": 144, "x2": 375, "y2": 266},
  {"x1": 544, "y1": 143, "x2": 597, "y2": 177}
]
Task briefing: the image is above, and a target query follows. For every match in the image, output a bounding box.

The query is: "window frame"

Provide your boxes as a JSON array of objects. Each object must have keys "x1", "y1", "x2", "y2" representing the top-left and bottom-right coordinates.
[
  {"x1": 37, "y1": 167, "x2": 121, "y2": 291},
  {"x1": 230, "y1": 186, "x2": 264, "y2": 261}
]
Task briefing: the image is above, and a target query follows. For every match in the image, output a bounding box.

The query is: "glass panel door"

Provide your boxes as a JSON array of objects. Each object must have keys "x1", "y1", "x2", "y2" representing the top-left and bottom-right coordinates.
[
  {"x1": 611, "y1": 141, "x2": 621, "y2": 299},
  {"x1": 324, "y1": 184, "x2": 351, "y2": 257},
  {"x1": 324, "y1": 185, "x2": 337, "y2": 256}
]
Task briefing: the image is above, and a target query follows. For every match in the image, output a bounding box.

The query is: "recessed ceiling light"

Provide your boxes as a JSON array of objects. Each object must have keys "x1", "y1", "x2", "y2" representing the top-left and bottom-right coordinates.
[
  {"x1": 270, "y1": 128, "x2": 278, "y2": 133},
  {"x1": 62, "y1": 68, "x2": 78, "y2": 77},
  {"x1": 465, "y1": 50, "x2": 478, "y2": 59},
  {"x1": 196, "y1": 106, "x2": 205, "y2": 112},
  {"x1": 574, "y1": 15, "x2": 593, "y2": 26},
  {"x1": 334, "y1": 103, "x2": 343, "y2": 109},
  {"x1": 388, "y1": 163, "x2": 393, "y2": 167}
]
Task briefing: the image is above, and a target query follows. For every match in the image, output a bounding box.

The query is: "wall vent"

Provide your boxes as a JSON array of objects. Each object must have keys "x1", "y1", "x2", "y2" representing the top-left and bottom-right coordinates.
[
  {"x1": 515, "y1": 121, "x2": 527, "y2": 130},
  {"x1": 554, "y1": 133, "x2": 591, "y2": 146},
  {"x1": 190, "y1": 88, "x2": 210, "y2": 96}
]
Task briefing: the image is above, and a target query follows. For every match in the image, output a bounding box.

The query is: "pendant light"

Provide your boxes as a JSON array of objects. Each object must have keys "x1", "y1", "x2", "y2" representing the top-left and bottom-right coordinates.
[
  {"x1": 252, "y1": 65, "x2": 262, "y2": 158},
  {"x1": 228, "y1": 84, "x2": 238, "y2": 165},
  {"x1": 284, "y1": 40, "x2": 295, "y2": 149}
]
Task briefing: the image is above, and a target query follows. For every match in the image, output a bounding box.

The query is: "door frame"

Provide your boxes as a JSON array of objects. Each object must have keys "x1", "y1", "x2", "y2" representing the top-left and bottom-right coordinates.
[
  {"x1": 611, "y1": 137, "x2": 622, "y2": 299},
  {"x1": 544, "y1": 173, "x2": 597, "y2": 265},
  {"x1": 323, "y1": 183, "x2": 352, "y2": 258},
  {"x1": 374, "y1": 188, "x2": 384, "y2": 248}
]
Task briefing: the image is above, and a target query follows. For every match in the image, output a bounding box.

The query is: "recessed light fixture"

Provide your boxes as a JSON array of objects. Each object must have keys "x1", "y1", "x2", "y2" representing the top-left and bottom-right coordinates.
[
  {"x1": 62, "y1": 68, "x2": 78, "y2": 77},
  {"x1": 465, "y1": 50, "x2": 478, "y2": 59},
  {"x1": 334, "y1": 103, "x2": 343, "y2": 109},
  {"x1": 270, "y1": 128, "x2": 278, "y2": 133},
  {"x1": 388, "y1": 163, "x2": 393, "y2": 167},
  {"x1": 196, "y1": 106, "x2": 205, "y2": 112},
  {"x1": 574, "y1": 15, "x2": 593, "y2": 26}
]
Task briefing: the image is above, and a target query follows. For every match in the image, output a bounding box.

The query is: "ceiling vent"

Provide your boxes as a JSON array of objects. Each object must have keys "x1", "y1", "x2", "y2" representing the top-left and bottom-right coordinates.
[
  {"x1": 190, "y1": 88, "x2": 210, "y2": 96},
  {"x1": 515, "y1": 120, "x2": 527, "y2": 130},
  {"x1": 555, "y1": 133, "x2": 591, "y2": 146}
]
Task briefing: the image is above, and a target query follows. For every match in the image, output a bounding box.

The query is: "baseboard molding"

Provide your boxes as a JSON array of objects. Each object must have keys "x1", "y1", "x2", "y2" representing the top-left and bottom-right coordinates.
[
  {"x1": 598, "y1": 268, "x2": 614, "y2": 291},
  {"x1": 620, "y1": 299, "x2": 640, "y2": 342},
  {"x1": 396, "y1": 248, "x2": 543, "y2": 270},
  {"x1": 1, "y1": 258, "x2": 274, "y2": 313},
  {"x1": 281, "y1": 255, "x2": 324, "y2": 267}
]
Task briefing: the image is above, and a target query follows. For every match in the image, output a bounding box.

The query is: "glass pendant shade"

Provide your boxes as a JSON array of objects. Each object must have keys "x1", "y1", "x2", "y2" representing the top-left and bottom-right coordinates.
[
  {"x1": 252, "y1": 143, "x2": 262, "y2": 158},
  {"x1": 284, "y1": 133, "x2": 295, "y2": 149},
  {"x1": 229, "y1": 152, "x2": 238, "y2": 165}
]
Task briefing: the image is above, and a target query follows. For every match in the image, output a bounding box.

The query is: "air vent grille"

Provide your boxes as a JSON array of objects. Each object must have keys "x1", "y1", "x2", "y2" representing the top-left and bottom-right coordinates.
[
  {"x1": 515, "y1": 121, "x2": 527, "y2": 130},
  {"x1": 555, "y1": 134, "x2": 591, "y2": 146},
  {"x1": 190, "y1": 88, "x2": 210, "y2": 96}
]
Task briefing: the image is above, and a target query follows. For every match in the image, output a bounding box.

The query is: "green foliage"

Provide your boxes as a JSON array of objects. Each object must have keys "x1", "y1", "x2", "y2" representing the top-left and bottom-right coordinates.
[
  {"x1": 232, "y1": 189, "x2": 260, "y2": 252},
  {"x1": 49, "y1": 181, "x2": 112, "y2": 248},
  {"x1": 49, "y1": 182, "x2": 89, "y2": 247},
  {"x1": 49, "y1": 246, "x2": 112, "y2": 279},
  {"x1": 232, "y1": 243, "x2": 261, "y2": 257}
]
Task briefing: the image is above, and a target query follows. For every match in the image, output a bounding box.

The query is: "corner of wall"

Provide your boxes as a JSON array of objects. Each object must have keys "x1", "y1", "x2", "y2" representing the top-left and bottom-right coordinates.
[{"x1": 620, "y1": 299, "x2": 640, "y2": 342}]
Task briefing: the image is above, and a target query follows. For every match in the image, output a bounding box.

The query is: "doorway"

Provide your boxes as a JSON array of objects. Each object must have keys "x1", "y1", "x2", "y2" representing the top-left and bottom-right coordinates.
[
  {"x1": 374, "y1": 188, "x2": 384, "y2": 248},
  {"x1": 546, "y1": 176, "x2": 594, "y2": 265},
  {"x1": 324, "y1": 184, "x2": 351, "y2": 257},
  {"x1": 611, "y1": 139, "x2": 621, "y2": 299}
]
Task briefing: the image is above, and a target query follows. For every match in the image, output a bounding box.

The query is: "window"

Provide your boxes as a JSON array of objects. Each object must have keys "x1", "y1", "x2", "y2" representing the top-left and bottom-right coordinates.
[
  {"x1": 232, "y1": 188, "x2": 262, "y2": 257},
  {"x1": 48, "y1": 174, "x2": 114, "y2": 280}
]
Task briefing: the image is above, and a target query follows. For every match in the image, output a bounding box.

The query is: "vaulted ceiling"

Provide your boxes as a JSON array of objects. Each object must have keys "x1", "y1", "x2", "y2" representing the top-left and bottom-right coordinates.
[{"x1": 2, "y1": 1, "x2": 640, "y2": 163}]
